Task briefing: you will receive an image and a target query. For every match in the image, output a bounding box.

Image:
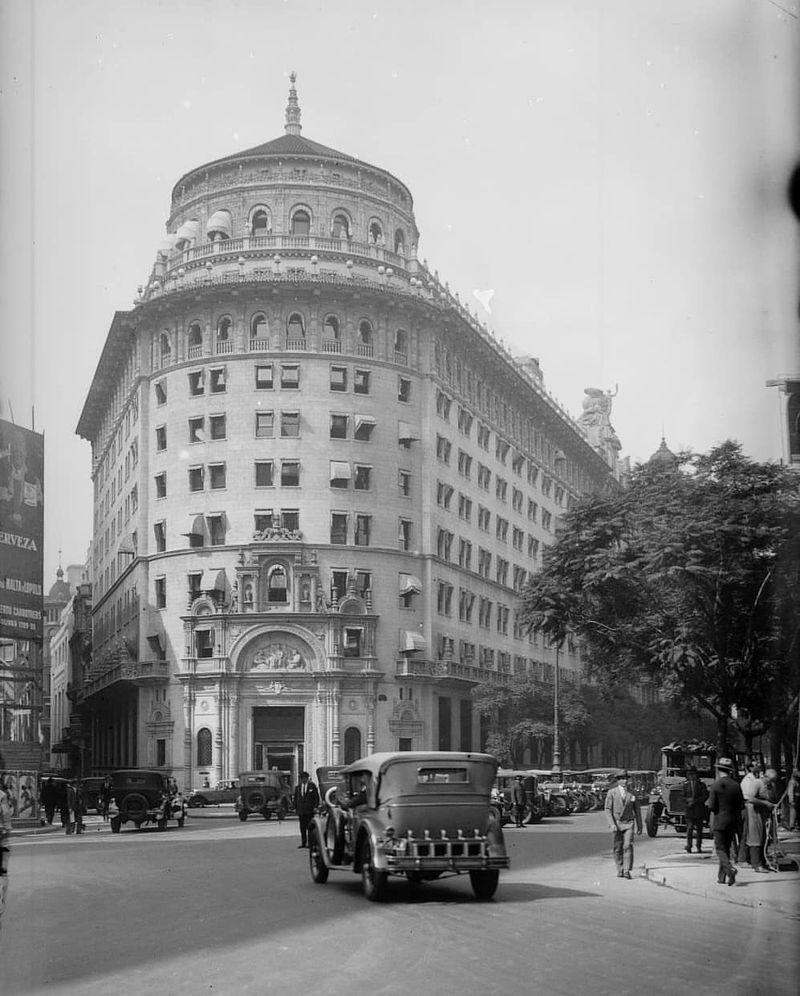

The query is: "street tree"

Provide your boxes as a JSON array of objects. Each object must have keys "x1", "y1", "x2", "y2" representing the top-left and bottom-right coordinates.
[{"x1": 519, "y1": 442, "x2": 800, "y2": 758}]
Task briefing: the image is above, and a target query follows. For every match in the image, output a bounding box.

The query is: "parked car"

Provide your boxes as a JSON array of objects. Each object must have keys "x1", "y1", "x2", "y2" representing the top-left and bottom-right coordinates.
[
  {"x1": 307, "y1": 751, "x2": 509, "y2": 902},
  {"x1": 493, "y1": 769, "x2": 545, "y2": 824},
  {"x1": 187, "y1": 780, "x2": 239, "y2": 808},
  {"x1": 646, "y1": 741, "x2": 716, "y2": 837},
  {"x1": 234, "y1": 771, "x2": 292, "y2": 821},
  {"x1": 107, "y1": 770, "x2": 187, "y2": 832}
]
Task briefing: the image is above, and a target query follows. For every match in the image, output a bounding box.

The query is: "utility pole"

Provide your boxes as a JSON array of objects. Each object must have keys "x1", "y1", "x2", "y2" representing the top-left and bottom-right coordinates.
[{"x1": 552, "y1": 646, "x2": 561, "y2": 776}]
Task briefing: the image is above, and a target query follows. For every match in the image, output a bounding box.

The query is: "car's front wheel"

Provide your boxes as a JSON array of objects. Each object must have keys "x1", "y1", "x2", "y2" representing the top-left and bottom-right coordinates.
[
  {"x1": 309, "y1": 829, "x2": 329, "y2": 884},
  {"x1": 470, "y1": 870, "x2": 499, "y2": 901},
  {"x1": 360, "y1": 838, "x2": 387, "y2": 902},
  {"x1": 645, "y1": 806, "x2": 660, "y2": 838}
]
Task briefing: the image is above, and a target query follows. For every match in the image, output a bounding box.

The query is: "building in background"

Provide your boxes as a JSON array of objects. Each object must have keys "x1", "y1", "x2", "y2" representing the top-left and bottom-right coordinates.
[{"x1": 76, "y1": 78, "x2": 625, "y2": 788}]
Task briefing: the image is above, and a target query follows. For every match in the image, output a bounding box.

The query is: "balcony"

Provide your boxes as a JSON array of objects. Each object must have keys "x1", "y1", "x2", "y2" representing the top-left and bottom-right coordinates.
[
  {"x1": 82, "y1": 659, "x2": 170, "y2": 698},
  {"x1": 216, "y1": 340, "x2": 234, "y2": 354},
  {"x1": 249, "y1": 338, "x2": 270, "y2": 352},
  {"x1": 322, "y1": 339, "x2": 342, "y2": 353},
  {"x1": 395, "y1": 658, "x2": 510, "y2": 685}
]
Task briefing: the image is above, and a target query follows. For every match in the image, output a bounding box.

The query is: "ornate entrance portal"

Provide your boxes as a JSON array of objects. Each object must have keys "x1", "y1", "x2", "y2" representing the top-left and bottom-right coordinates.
[{"x1": 253, "y1": 706, "x2": 305, "y2": 782}]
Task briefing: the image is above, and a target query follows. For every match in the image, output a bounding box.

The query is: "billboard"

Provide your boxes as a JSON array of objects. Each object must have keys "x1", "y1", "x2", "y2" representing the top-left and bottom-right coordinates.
[{"x1": 0, "y1": 419, "x2": 44, "y2": 641}]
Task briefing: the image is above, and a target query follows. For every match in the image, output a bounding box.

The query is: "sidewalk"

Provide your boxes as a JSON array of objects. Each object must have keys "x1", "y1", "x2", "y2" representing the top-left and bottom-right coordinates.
[{"x1": 641, "y1": 828, "x2": 800, "y2": 916}]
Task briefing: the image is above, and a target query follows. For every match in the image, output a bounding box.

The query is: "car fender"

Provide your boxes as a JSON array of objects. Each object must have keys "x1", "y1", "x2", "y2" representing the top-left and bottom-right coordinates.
[
  {"x1": 309, "y1": 814, "x2": 334, "y2": 867},
  {"x1": 352, "y1": 817, "x2": 388, "y2": 871}
]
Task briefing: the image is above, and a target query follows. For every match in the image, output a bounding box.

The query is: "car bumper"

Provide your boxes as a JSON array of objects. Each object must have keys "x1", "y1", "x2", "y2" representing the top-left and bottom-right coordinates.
[{"x1": 385, "y1": 854, "x2": 509, "y2": 871}]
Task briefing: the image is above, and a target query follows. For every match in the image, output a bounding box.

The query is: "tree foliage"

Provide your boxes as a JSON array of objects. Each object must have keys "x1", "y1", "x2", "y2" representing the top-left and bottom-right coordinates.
[{"x1": 519, "y1": 442, "x2": 800, "y2": 755}]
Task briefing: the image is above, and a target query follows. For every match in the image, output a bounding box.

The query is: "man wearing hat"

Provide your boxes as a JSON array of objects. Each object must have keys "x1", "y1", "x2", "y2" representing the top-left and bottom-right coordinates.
[
  {"x1": 707, "y1": 757, "x2": 744, "y2": 886},
  {"x1": 604, "y1": 770, "x2": 642, "y2": 879},
  {"x1": 292, "y1": 771, "x2": 320, "y2": 849}
]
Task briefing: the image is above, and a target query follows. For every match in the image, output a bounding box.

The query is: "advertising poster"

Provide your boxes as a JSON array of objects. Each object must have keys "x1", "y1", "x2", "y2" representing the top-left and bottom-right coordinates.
[{"x1": 0, "y1": 420, "x2": 44, "y2": 642}]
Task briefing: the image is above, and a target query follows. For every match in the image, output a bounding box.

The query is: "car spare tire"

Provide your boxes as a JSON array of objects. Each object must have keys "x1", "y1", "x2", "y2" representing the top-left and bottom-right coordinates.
[
  {"x1": 119, "y1": 793, "x2": 149, "y2": 820},
  {"x1": 246, "y1": 791, "x2": 266, "y2": 811}
]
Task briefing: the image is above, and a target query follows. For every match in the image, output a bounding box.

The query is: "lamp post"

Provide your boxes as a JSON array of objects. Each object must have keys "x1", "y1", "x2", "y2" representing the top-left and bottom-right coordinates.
[{"x1": 551, "y1": 646, "x2": 561, "y2": 776}]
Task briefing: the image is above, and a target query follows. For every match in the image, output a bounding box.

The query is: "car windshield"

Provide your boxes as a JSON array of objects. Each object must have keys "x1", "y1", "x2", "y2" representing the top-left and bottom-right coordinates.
[{"x1": 417, "y1": 767, "x2": 469, "y2": 784}]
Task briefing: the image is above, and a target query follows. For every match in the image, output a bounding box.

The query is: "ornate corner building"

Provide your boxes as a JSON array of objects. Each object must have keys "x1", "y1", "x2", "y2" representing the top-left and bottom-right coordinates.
[{"x1": 76, "y1": 77, "x2": 624, "y2": 788}]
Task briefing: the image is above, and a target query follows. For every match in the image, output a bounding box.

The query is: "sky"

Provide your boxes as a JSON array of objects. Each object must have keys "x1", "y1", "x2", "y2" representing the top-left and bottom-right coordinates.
[{"x1": 1, "y1": 0, "x2": 798, "y2": 586}]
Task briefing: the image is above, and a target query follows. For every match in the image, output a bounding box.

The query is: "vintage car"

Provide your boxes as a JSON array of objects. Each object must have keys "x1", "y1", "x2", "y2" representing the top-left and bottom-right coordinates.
[
  {"x1": 646, "y1": 741, "x2": 717, "y2": 836},
  {"x1": 307, "y1": 751, "x2": 509, "y2": 902},
  {"x1": 107, "y1": 770, "x2": 187, "y2": 832},
  {"x1": 187, "y1": 780, "x2": 239, "y2": 808},
  {"x1": 234, "y1": 770, "x2": 292, "y2": 821},
  {"x1": 493, "y1": 769, "x2": 545, "y2": 824}
]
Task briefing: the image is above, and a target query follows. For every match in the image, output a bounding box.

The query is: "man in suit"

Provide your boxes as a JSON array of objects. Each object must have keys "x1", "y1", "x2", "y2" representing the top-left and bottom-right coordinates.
[
  {"x1": 681, "y1": 764, "x2": 709, "y2": 854},
  {"x1": 510, "y1": 775, "x2": 526, "y2": 828},
  {"x1": 293, "y1": 771, "x2": 320, "y2": 848},
  {"x1": 707, "y1": 756, "x2": 744, "y2": 886},
  {"x1": 604, "y1": 770, "x2": 642, "y2": 879}
]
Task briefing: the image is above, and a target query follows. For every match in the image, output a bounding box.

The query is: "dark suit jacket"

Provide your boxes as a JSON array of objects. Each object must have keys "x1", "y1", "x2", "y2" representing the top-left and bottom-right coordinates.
[
  {"x1": 682, "y1": 777, "x2": 709, "y2": 819},
  {"x1": 293, "y1": 780, "x2": 320, "y2": 816},
  {"x1": 707, "y1": 774, "x2": 743, "y2": 830}
]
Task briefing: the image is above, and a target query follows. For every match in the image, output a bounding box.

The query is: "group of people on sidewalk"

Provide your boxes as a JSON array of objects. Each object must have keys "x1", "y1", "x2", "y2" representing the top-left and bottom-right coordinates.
[
  {"x1": 604, "y1": 759, "x2": 789, "y2": 886},
  {"x1": 40, "y1": 775, "x2": 115, "y2": 835}
]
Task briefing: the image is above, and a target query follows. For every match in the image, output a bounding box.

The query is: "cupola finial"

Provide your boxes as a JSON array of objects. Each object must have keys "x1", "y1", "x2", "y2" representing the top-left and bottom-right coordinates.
[{"x1": 285, "y1": 71, "x2": 302, "y2": 136}]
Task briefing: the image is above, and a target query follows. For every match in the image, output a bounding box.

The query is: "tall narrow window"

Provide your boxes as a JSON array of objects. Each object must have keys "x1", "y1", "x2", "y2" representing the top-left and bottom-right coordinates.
[
  {"x1": 287, "y1": 313, "x2": 305, "y2": 339},
  {"x1": 291, "y1": 210, "x2": 310, "y2": 236}
]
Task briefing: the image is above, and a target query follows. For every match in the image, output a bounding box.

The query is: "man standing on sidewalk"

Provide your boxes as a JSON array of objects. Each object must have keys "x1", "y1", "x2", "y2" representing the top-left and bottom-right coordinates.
[
  {"x1": 292, "y1": 771, "x2": 320, "y2": 848},
  {"x1": 604, "y1": 770, "x2": 642, "y2": 879},
  {"x1": 707, "y1": 757, "x2": 744, "y2": 886},
  {"x1": 682, "y1": 764, "x2": 709, "y2": 853}
]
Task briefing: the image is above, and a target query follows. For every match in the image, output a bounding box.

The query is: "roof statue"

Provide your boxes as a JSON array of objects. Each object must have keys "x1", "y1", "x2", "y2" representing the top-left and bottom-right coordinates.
[{"x1": 579, "y1": 386, "x2": 621, "y2": 464}]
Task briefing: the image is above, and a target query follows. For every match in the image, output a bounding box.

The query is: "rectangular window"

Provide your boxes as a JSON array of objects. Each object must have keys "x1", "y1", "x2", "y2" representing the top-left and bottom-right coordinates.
[
  {"x1": 528, "y1": 535, "x2": 540, "y2": 559},
  {"x1": 354, "y1": 514, "x2": 371, "y2": 546},
  {"x1": 458, "y1": 450, "x2": 472, "y2": 477},
  {"x1": 331, "y1": 569, "x2": 348, "y2": 603},
  {"x1": 542, "y1": 510, "x2": 552, "y2": 531},
  {"x1": 437, "y1": 482, "x2": 454, "y2": 509},
  {"x1": 195, "y1": 629, "x2": 214, "y2": 658},
  {"x1": 255, "y1": 411, "x2": 274, "y2": 438},
  {"x1": 330, "y1": 413, "x2": 349, "y2": 439},
  {"x1": 255, "y1": 460, "x2": 274, "y2": 487},
  {"x1": 496, "y1": 438, "x2": 510, "y2": 463},
  {"x1": 496, "y1": 517, "x2": 509, "y2": 542},
  {"x1": 189, "y1": 416, "x2": 205, "y2": 443},
  {"x1": 330, "y1": 366, "x2": 347, "y2": 392},
  {"x1": 399, "y1": 470, "x2": 411, "y2": 496},
  {"x1": 209, "y1": 463, "x2": 226, "y2": 490},
  {"x1": 281, "y1": 509, "x2": 299, "y2": 532},
  {"x1": 343, "y1": 628, "x2": 362, "y2": 658},
  {"x1": 354, "y1": 465, "x2": 371, "y2": 490},
  {"x1": 155, "y1": 576, "x2": 166, "y2": 609},
  {"x1": 495, "y1": 477, "x2": 508, "y2": 501},
  {"x1": 458, "y1": 538, "x2": 472, "y2": 570},
  {"x1": 154, "y1": 472, "x2": 167, "y2": 499},
  {"x1": 354, "y1": 415, "x2": 375, "y2": 441},
  {"x1": 254, "y1": 509, "x2": 274, "y2": 533},
  {"x1": 478, "y1": 505, "x2": 490, "y2": 531},
  {"x1": 255, "y1": 364, "x2": 274, "y2": 390},
  {"x1": 281, "y1": 411, "x2": 300, "y2": 437},
  {"x1": 330, "y1": 461, "x2": 350, "y2": 489},
  {"x1": 512, "y1": 488, "x2": 523, "y2": 513},
  {"x1": 436, "y1": 435, "x2": 451, "y2": 464},
  {"x1": 155, "y1": 380, "x2": 167, "y2": 405},
  {"x1": 437, "y1": 582, "x2": 453, "y2": 616},
  {"x1": 512, "y1": 526, "x2": 524, "y2": 551},
  {"x1": 281, "y1": 364, "x2": 300, "y2": 389},
  {"x1": 457, "y1": 408, "x2": 473, "y2": 436},
  {"x1": 188, "y1": 466, "x2": 204, "y2": 492},
  {"x1": 207, "y1": 514, "x2": 225, "y2": 546},
  {"x1": 354, "y1": 369, "x2": 370, "y2": 394},
  {"x1": 156, "y1": 738, "x2": 166, "y2": 766},
  {"x1": 496, "y1": 558, "x2": 509, "y2": 586},
  {"x1": 155, "y1": 425, "x2": 167, "y2": 451},
  {"x1": 458, "y1": 494, "x2": 472, "y2": 521},
  {"x1": 436, "y1": 390, "x2": 452, "y2": 420},
  {"x1": 209, "y1": 414, "x2": 226, "y2": 440},
  {"x1": 210, "y1": 367, "x2": 226, "y2": 393},
  {"x1": 330, "y1": 513, "x2": 348, "y2": 545},
  {"x1": 477, "y1": 464, "x2": 491, "y2": 490},
  {"x1": 477, "y1": 423, "x2": 490, "y2": 450},
  {"x1": 398, "y1": 377, "x2": 411, "y2": 403},
  {"x1": 356, "y1": 571, "x2": 372, "y2": 599},
  {"x1": 512, "y1": 452, "x2": 524, "y2": 475},
  {"x1": 527, "y1": 462, "x2": 539, "y2": 487},
  {"x1": 478, "y1": 548, "x2": 492, "y2": 578},
  {"x1": 398, "y1": 518, "x2": 412, "y2": 551},
  {"x1": 528, "y1": 499, "x2": 538, "y2": 522},
  {"x1": 154, "y1": 521, "x2": 166, "y2": 552},
  {"x1": 188, "y1": 370, "x2": 205, "y2": 396},
  {"x1": 281, "y1": 461, "x2": 300, "y2": 487},
  {"x1": 188, "y1": 572, "x2": 203, "y2": 600}
]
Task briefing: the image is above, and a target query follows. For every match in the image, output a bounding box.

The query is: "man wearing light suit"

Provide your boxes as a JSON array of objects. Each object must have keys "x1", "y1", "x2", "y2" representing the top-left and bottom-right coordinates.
[{"x1": 604, "y1": 770, "x2": 642, "y2": 879}]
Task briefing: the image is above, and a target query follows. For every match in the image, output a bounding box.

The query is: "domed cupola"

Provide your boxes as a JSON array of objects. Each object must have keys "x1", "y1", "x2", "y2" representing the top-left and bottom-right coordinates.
[
  {"x1": 47, "y1": 565, "x2": 72, "y2": 604},
  {"x1": 648, "y1": 437, "x2": 679, "y2": 471}
]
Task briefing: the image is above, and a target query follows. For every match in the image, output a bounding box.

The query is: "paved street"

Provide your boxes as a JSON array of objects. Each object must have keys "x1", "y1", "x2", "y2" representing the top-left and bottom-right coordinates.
[{"x1": 3, "y1": 811, "x2": 798, "y2": 996}]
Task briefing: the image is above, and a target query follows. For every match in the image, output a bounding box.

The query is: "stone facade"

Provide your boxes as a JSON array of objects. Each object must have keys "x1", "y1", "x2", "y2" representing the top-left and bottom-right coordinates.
[{"x1": 76, "y1": 78, "x2": 623, "y2": 788}]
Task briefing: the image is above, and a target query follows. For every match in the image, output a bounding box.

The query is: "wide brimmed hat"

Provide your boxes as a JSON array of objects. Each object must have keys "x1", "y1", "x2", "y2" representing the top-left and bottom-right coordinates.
[
  {"x1": 716, "y1": 757, "x2": 734, "y2": 772},
  {"x1": 611, "y1": 770, "x2": 629, "y2": 781}
]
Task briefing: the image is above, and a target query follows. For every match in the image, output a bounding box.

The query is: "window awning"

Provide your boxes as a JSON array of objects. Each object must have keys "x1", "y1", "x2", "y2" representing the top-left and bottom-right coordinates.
[
  {"x1": 399, "y1": 574, "x2": 423, "y2": 596},
  {"x1": 211, "y1": 569, "x2": 227, "y2": 593},
  {"x1": 157, "y1": 234, "x2": 179, "y2": 255},
  {"x1": 117, "y1": 536, "x2": 135, "y2": 555},
  {"x1": 175, "y1": 219, "x2": 200, "y2": 243},
  {"x1": 398, "y1": 421, "x2": 420, "y2": 442},
  {"x1": 401, "y1": 630, "x2": 426, "y2": 654},
  {"x1": 182, "y1": 514, "x2": 206, "y2": 538},
  {"x1": 144, "y1": 607, "x2": 166, "y2": 651},
  {"x1": 330, "y1": 461, "x2": 351, "y2": 481},
  {"x1": 356, "y1": 415, "x2": 376, "y2": 432},
  {"x1": 206, "y1": 210, "x2": 232, "y2": 236}
]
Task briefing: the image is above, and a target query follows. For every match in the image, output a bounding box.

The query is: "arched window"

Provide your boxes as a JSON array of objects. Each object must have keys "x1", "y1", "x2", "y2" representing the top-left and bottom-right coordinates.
[
  {"x1": 358, "y1": 320, "x2": 373, "y2": 346},
  {"x1": 394, "y1": 329, "x2": 408, "y2": 355},
  {"x1": 287, "y1": 313, "x2": 305, "y2": 338},
  {"x1": 197, "y1": 728, "x2": 212, "y2": 766},
  {"x1": 160, "y1": 333, "x2": 172, "y2": 362},
  {"x1": 207, "y1": 209, "x2": 232, "y2": 242},
  {"x1": 291, "y1": 209, "x2": 311, "y2": 236},
  {"x1": 368, "y1": 220, "x2": 383, "y2": 245},
  {"x1": 331, "y1": 212, "x2": 350, "y2": 239},
  {"x1": 344, "y1": 727, "x2": 362, "y2": 765},
  {"x1": 251, "y1": 208, "x2": 271, "y2": 236},
  {"x1": 217, "y1": 317, "x2": 231, "y2": 343},
  {"x1": 267, "y1": 564, "x2": 288, "y2": 603},
  {"x1": 188, "y1": 323, "x2": 202, "y2": 348},
  {"x1": 394, "y1": 229, "x2": 406, "y2": 255},
  {"x1": 323, "y1": 315, "x2": 340, "y2": 340},
  {"x1": 251, "y1": 313, "x2": 268, "y2": 343}
]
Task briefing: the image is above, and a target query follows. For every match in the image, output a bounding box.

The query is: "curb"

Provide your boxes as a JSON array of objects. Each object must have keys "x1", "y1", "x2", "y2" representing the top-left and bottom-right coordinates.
[{"x1": 642, "y1": 864, "x2": 800, "y2": 916}]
